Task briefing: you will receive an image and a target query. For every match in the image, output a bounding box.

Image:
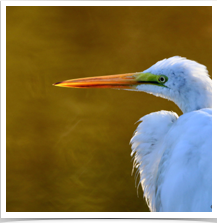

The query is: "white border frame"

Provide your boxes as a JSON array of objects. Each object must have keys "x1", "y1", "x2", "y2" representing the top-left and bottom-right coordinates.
[{"x1": 1, "y1": 1, "x2": 216, "y2": 219}]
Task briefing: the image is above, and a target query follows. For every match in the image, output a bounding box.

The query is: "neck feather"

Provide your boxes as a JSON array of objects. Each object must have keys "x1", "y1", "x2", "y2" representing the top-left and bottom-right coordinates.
[{"x1": 172, "y1": 80, "x2": 212, "y2": 113}]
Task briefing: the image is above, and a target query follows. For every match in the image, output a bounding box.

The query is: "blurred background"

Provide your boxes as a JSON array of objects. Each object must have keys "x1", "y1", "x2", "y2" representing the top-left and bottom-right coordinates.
[{"x1": 6, "y1": 6, "x2": 212, "y2": 212}]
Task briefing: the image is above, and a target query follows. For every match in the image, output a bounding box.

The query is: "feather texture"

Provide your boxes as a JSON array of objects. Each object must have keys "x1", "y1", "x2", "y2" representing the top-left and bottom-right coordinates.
[{"x1": 131, "y1": 109, "x2": 212, "y2": 212}]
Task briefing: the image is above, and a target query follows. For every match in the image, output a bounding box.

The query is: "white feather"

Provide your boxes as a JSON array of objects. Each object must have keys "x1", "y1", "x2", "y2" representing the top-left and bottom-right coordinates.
[
  {"x1": 136, "y1": 56, "x2": 212, "y2": 113},
  {"x1": 131, "y1": 109, "x2": 212, "y2": 212},
  {"x1": 131, "y1": 57, "x2": 212, "y2": 212}
]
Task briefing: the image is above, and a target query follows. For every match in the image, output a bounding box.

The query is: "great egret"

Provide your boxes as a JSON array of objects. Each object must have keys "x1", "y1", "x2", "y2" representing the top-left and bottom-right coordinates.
[{"x1": 54, "y1": 56, "x2": 212, "y2": 212}]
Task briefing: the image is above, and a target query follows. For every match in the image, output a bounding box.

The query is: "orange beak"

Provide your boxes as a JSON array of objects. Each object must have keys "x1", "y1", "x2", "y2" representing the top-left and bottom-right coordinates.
[{"x1": 53, "y1": 73, "x2": 144, "y2": 90}]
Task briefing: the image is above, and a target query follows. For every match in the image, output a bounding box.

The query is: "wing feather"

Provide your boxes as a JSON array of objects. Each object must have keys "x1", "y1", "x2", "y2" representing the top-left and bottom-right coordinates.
[{"x1": 130, "y1": 110, "x2": 178, "y2": 211}]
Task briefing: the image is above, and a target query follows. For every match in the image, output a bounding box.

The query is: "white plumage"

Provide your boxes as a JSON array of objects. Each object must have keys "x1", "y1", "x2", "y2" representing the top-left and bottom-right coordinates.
[
  {"x1": 131, "y1": 109, "x2": 212, "y2": 212},
  {"x1": 130, "y1": 57, "x2": 212, "y2": 212},
  {"x1": 54, "y1": 56, "x2": 212, "y2": 212},
  {"x1": 135, "y1": 56, "x2": 212, "y2": 113}
]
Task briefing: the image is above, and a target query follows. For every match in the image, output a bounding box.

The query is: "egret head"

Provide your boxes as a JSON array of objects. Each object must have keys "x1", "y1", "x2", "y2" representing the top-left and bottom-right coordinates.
[
  {"x1": 134, "y1": 56, "x2": 212, "y2": 113},
  {"x1": 54, "y1": 56, "x2": 212, "y2": 113}
]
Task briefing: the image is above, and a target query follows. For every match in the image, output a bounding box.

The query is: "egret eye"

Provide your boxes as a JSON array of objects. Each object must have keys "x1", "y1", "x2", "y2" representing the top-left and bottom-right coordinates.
[{"x1": 158, "y1": 76, "x2": 166, "y2": 83}]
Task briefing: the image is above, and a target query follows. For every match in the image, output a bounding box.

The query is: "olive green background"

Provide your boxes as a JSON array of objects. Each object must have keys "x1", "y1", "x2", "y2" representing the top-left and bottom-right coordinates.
[{"x1": 6, "y1": 6, "x2": 212, "y2": 212}]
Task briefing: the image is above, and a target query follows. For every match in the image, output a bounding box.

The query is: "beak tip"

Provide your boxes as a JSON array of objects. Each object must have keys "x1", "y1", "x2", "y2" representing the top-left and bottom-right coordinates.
[{"x1": 53, "y1": 82, "x2": 61, "y2": 86}]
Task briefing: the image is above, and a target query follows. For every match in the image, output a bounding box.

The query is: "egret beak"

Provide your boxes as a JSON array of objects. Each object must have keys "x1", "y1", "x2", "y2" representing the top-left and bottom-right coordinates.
[{"x1": 53, "y1": 72, "x2": 158, "y2": 89}]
